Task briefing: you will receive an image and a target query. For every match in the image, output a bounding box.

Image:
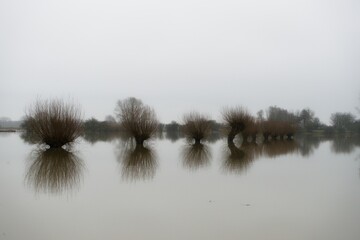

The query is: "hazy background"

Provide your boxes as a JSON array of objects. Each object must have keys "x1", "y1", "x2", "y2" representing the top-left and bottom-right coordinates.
[{"x1": 1, "y1": 0, "x2": 359, "y2": 123}]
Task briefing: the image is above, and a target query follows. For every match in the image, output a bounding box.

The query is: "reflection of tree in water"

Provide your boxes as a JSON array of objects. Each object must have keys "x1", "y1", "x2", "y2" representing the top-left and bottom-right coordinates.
[
  {"x1": 262, "y1": 140, "x2": 299, "y2": 158},
  {"x1": 222, "y1": 142, "x2": 259, "y2": 174},
  {"x1": 331, "y1": 137, "x2": 360, "y2": 154},
  {"x1": 356, "y1": 154, "x2": 360, "y2": 178},
  {"x1": 26, "y1": 148, "x2": 84, "y2": 195},
  {"x1": 181, "y1": 142, "x2": 212, "y2": 170},
  {"x1": 222, "y1": 139, "x2": 303, "y2": 174},
  {"x1": 116, "y1": 140, "x2": 157, "y2": 182},
  {"x1": 295, "y1": 135, "x2": 322, "y2": 157}
]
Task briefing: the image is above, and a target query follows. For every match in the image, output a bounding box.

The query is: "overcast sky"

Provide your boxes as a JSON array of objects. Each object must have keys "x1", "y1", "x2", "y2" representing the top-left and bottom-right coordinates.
[{"x1": 1, "y1": 0, "x2": 359, "y2": 123}]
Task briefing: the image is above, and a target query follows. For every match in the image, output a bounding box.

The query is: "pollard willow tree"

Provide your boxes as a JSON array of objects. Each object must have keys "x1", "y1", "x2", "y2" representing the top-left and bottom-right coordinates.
[
  {"x1": 222, "y1": 106, "x2": 255, "y2": 143},
  {"x1": 182, "y1": 112, "x2": 212, "y2": 144},
  {"x1": 25, "y1": 99, "x2": 83, "y2": 148},
  {"x1": 115, "y1": 97, "x2": 159, "y2": 145}
]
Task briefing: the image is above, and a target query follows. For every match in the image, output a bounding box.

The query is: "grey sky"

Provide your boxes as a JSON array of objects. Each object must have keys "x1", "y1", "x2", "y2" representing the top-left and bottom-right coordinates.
[{"x1": 1, "y1": 0, "x2": 359, "y2": 123}]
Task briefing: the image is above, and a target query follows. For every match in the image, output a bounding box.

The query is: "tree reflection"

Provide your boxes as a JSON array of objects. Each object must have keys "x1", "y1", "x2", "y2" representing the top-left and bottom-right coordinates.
[
  {"x1": 262, "y1": 140, "x2": 299, "y2": 158},
  {"x1": 181, "y1": 142, "x2": 212, "y2": 170},
  {"x1": 26, "y1": 148, "x2": 84, "y2": 195},
  {"x1": 222, "y1": 139, "x2": 303, "y2": 175},
  {"x1": 296, "y1": 135, "x2": 321, "y2": 157},
  {"x1": 116, "y1": 140, "x2": 158, "y2": 182},
  {"x1": 222, "y1": 142, "x2": 259, "y2": 174},
  {"x1": 331, "y1": 137, "x2": 360, "y2": 154}
]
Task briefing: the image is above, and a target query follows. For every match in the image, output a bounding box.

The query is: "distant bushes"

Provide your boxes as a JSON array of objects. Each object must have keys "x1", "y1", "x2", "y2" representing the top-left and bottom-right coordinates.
[
  {"x1": 115, "y1": 97, "x2": 158, "y2": 145},
  {"x1": 167, "y1": 107, "x2": 297, "y2": 143},
  {"x1": 164, "y1": 121, "x2": 181, "y2": 142},
  {"x1": 260, "y1": 120, "x2": 297, "y2": 141},
  {"x1": 182, "y1": 112, "x2": 212, "y2": 144},
  {"x1": 242, "y1": 120, "x2": 260, "y2": 142},
  {"x1": 83, "y1": 118, "x2": 119, "y2": 132},
  {"x1": 24, "y1": 99, "x2": 83, "y2": 148}
]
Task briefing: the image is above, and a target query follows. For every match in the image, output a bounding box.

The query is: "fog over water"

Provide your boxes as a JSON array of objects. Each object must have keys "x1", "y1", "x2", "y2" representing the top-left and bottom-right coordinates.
[{"x1": 1, "y1": 0, "x2": 359, "y2": 123}]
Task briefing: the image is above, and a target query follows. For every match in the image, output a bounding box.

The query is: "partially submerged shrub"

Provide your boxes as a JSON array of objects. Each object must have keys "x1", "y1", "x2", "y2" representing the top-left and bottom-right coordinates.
[
  {"x1": 270, "y1": 121, "x2": 282, "y2": 140},
  {"x1": 282, "y1": 122, "x2": 297, "y2": 139},
  {"x1": 260, "y1": 120, "x2": 273, "y2": 141},
  {"x1": 222, "y1": 106, "x2": 255, "y2": 143},
  {"x1": 182, "y1": 112, "x2": 212, "y2": 144},
  {"x1": 115, "y1": 97, "x2": 158, "y2": 145},
  {"x1": 242, "y1": 120, "x2": 260, "y2": 142},
  {"x1": 260, "y1": 120, "x2": 296, "y2": 140},
  {"x1": 25, "y1": 99, "x2": 83, "y2": 148}
]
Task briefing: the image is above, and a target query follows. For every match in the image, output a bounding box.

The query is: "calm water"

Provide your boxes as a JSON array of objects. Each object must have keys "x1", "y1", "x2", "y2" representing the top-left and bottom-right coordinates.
[{"x1": 1, "y1": 132, "x2": 360, "y2": 240}]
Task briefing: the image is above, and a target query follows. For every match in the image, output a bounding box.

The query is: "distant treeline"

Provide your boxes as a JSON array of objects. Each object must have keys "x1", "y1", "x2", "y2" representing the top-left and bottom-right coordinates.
[{"x1": 80, "y1": 105, "x2": 360, "y2": 136}]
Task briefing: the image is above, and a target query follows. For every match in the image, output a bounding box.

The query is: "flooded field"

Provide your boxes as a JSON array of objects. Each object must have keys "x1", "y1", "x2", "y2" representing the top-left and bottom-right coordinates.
[{"x1": 1, "y1": 132, "x2": 360, "y2": 240}]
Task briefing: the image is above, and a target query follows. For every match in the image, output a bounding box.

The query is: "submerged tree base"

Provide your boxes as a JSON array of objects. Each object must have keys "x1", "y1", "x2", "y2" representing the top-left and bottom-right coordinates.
[{"x1": 48, "y1": 144, "x2": 64, "y2": 148}]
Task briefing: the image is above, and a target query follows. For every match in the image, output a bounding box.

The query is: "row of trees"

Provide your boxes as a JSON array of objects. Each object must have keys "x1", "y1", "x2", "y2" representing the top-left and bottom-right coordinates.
[
  {"x1": 22, "y1": 97, "x2": 360, "y2": 149},
  {"x1": 84, "y1": 99, "x2": 299, "y2": 146}
]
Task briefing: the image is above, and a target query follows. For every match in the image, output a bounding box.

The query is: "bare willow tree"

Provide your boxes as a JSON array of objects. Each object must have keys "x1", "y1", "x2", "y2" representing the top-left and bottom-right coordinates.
[
  {"x1": 182, "y1": 112, "x2": 212, "y2": 144},
  {"x1": 115, "y1": 97, "x2": 158, "y2": 145},
  {"x1": 242, "y1": 119, "x2": 260, "y2": 142},
  {"x1": 25, "y1": 99, "x2": 83, "y2": 148},
  {"x1": 222, "y1": 106, "x2": 255, "y2": 143}
]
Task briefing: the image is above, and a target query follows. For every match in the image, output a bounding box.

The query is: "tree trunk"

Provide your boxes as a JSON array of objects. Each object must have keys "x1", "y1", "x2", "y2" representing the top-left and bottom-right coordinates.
[{"x1": 227, "y1": 130, "x2": 237, "y2": 144}]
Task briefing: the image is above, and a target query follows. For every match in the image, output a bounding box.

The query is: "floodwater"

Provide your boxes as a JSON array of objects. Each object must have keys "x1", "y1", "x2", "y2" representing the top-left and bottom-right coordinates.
[{"x1": 1, "y1": 132, "x2": 360, "y2": 240}]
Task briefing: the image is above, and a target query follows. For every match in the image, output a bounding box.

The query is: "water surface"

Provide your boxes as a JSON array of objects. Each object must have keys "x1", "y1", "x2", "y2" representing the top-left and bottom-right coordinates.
[{"x1": 0, "y1": 133, "x2": 359, "y2": 240}]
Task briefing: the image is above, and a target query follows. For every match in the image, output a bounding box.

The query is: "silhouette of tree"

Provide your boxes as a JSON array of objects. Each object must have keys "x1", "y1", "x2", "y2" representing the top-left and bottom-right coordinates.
[
  {"x1": 114, "y1": 97, "x2": 158, "y2": 145},
  {"x1": 24, "y1": 99, "x2": 83, "y2": 148},
  {"x1": 182, "y1": 112, "x2": 212, "y2": 144},
  {"x1": 222, "y1": 106, "x2": 254, "y2": 143}
]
